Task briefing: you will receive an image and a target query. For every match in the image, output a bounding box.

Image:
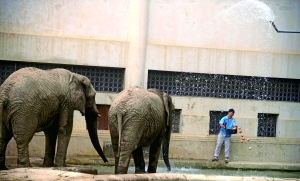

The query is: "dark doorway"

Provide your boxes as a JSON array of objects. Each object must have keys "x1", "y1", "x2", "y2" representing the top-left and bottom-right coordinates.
[{"x1": 97, "y1": 105, "x2": 110, "y2": 130}]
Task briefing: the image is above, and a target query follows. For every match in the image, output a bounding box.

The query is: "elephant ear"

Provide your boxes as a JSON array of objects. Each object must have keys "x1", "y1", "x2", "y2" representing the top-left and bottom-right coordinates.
[
  {"x1": 69, "y1": 73, "x2": 89, "y2": 115},
  {"x1": 162, "y1": 92, "x2": 174, "y2": 127},
  {"x1": 80, "y1": 75, "x2": 95, "y2": 104}
]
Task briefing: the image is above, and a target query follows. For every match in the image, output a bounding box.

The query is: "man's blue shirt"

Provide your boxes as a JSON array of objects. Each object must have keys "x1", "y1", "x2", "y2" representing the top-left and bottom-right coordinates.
[{"x1": 219, "y1": 116, "x2": 236, "y2": 137}]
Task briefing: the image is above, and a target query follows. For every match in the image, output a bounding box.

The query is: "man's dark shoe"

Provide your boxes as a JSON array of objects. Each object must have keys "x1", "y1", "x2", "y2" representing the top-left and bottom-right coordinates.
[{"x1": 212, "y1": 157, "x2": 219, "y2": 161}]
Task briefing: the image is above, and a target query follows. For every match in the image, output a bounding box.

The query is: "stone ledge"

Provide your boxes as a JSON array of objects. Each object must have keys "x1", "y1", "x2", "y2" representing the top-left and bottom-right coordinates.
[
  {"x1": 228, "y1": 161, "x2": 300, "y2": 171},
  {"x1": 0, "y1": 168, "x2": 298, "y2": 181},
  {"x1": 2, "y1": 157, "x2": 299, "y2": 180}
]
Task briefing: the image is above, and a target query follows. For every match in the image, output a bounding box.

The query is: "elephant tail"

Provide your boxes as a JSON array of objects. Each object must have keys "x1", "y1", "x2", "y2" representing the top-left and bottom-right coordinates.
[
  {"x1": 117, "y1": 113, "x2": 123, "y2": 158},
  {"x1": 162, "y1": 125, "x2": 171, "y2": 172},
  {"x1": 0, "y1": 95, "x2": 7, "y2": 137},
  {"x1": 1, "y1": 84, "x2": 12, "y2": 136},
  {"x1": 0, "y1": 101, "x2": 3, "y2": 129}
]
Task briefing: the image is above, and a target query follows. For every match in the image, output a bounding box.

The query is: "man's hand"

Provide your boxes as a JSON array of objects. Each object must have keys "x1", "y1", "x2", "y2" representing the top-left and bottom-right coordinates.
[{"x1": 220, "y1": 124, "x2": 226, "y2": 128}]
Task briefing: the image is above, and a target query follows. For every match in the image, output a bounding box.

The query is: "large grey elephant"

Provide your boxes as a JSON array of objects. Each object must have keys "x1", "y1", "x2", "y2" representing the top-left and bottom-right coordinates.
[
  {"x1": 108, "y1": 86, "x2": 174, "y2": 174},
  {"x1": 0, "y1": 67, "x2": 108, "y2": 170}
]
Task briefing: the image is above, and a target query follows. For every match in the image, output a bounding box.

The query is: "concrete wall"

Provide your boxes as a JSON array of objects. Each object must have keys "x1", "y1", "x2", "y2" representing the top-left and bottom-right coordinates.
[{"x1": 1, "y1": 0, "x2": 300, "y2": 162}]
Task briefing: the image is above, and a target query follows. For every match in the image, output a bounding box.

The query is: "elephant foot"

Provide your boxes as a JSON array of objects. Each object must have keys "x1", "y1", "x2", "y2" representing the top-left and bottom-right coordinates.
[
  {"x1": 42, "y1": 162, "x2": 55, "y2": 167},
  {"x1": 17, "y1": 162, "x2": 32, "y2": 168},
  {"x1": 54, "y1": 158, "x2": 67, "y2": 167},
  {"x1": 116, "y1": 166, "x2": 128, "y2": 174},
  {"x1": 54, "y1": 163, "x2": 67, "y2": 167},
  {"x1": 147, "y1": 167, "x2": 157, "y2": 173},
  {"x1": 43, "y1": 157, "x2": 55, "y2": 167},
  {"x1": 0, "y1": 163, "x2": 8, "y2": 170},
  {"x1": 135, "y1": 168, "x2": 146, "y2": 174},
  {"x1": 17, "y1": 158, "x2": 32, "y2": 168}
]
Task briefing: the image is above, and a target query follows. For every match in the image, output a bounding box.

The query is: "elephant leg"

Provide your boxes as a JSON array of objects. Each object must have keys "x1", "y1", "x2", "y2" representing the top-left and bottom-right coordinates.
[
  {"x1": 13, "y1": 123, "x2": 36, "y2": 167},
  {"x1": 116, "y1": 142, "x2": 132, "y2": 174},
  {"x1": 148, "y1": 135, "x2": 164, "y2": 173},
  {"x1": 55, "y1": 109, "x2": 73, "y2": 167},
  {"x1": 117, "y1": 126, "x2": 144, "y2": 174},
  {"x1": 0, "y1": 128, "x2": 12, "y2": 170},
  {"x1": 113, "y1": 148, "x2": 119, "y2": 174},
  {"x1": 132, "y1": 146, "x2": 146, "y2": 174},
  {"x1": 110, "y1": 133, "x2": 119, "y2": 174},
  {"x1": 43, "y1": 120, "x2": 58, "y2": 167}
]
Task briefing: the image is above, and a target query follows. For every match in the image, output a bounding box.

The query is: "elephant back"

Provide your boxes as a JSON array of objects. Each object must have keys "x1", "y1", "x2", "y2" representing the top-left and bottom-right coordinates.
[
  {"x1": 1, "y1": 67, "x2": 73, "y2": 131},
  {"x1": 109, "y1": 87, "x2": 166, "y2": 130},
  {"x1": 110, "y1": 86, "x2": 164, "y2": 115}
]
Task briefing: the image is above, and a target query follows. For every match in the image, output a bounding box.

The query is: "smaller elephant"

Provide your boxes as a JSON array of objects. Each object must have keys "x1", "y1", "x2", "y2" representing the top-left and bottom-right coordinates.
[
  {"x1": 109, "y1": 86, "x2": 174, "y2": 174},
  {"x1": 0, "y1": 67, "x2": 108, "y2": 170}
]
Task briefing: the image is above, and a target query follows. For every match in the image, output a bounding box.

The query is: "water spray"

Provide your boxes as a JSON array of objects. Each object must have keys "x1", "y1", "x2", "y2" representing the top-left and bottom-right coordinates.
[{"x1": 269, "y1": 21, "x2": 300, "y2": 33}]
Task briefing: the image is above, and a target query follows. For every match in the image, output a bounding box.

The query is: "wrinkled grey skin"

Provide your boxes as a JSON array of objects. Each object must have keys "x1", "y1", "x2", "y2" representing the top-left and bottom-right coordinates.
[
  {"x1": 109, "y1": 86, "x2": 174, "y2": 174},
  {"x1": 0, "y1": 67, "x2": 108, "y2": 170}
]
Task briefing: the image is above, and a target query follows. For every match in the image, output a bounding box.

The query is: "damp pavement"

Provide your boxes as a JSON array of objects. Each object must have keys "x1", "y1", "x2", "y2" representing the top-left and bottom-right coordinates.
[{"x1": 0, "y1": 156, "x2": 299, "y2": 180}]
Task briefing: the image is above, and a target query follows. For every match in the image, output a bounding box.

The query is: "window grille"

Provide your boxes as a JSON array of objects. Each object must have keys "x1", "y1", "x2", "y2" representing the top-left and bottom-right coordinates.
[
  {"x1": 171, "y1": 109, "x2": 181, "y2": 133},
  {"x1": 0, "y1": 60, "x2": 124, "y2": 92},
  {"x1": 257, "y1": 113, "x2": 277, "y2": 137},
  {"x1": 209, "y1": 111, "x2": 228, "y2": 135},
  {"x1": 147, "y1": 70, "x2": 300, "y2": 102}
]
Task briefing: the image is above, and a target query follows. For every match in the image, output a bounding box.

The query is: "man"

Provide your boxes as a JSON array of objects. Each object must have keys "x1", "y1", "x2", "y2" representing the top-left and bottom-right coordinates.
[{"x1": 212, "y1": 109, "x2": 237, "y2": 163}]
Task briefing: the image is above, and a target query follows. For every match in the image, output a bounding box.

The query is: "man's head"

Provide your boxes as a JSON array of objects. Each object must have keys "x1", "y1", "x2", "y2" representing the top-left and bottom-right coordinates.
[{"x1": 228, "y1": 109, "x2": 235, "y2": 117}]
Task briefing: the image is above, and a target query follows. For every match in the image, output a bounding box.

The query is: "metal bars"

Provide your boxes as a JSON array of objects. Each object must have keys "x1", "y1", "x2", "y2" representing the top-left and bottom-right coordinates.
[
  {"x1": 209, "y1": 111, "x2": 228, "y2": 135},
  {"x1": 257, "y1": 113, "x2": 277, "y2": 137},
  {"x1": 0, "y1": 60, "x2": 124, "y2": 93},
  {"x1": 147, "y1": 70, "x2": 300, "y2": 102}
]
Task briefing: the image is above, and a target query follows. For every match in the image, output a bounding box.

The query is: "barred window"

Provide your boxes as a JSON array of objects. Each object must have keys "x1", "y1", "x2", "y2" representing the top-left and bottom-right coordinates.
[
  {"x1": 147, "y1": 70, "x2": 300, "y2": 102},
  {"x1": 257, "y1": 113, "x2": 277, "y2": 137},
  {"x1": 0, "y1": 60, "x2": 124, "y2": 92},
  {"x1": 171, "y1": 109, "x2": 181, "y2": 133},
  {"x1": 209, "y1": 111, "x2": 228, "y2": 135}
]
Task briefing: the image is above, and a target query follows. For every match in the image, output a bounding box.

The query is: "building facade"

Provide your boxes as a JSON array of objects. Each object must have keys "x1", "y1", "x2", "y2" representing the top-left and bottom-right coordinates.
[{"x1": 1, "y1": 0, "x2": 300, "y2": 162}]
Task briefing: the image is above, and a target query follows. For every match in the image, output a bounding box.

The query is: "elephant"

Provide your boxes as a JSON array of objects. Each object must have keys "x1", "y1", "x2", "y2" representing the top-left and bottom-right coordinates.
[
  {"x1": 0, "y1": 67, "x2": 108, "y2": 170},
  {"x1": 108, "y1": 86, "x2": 174, "y2": 174}
]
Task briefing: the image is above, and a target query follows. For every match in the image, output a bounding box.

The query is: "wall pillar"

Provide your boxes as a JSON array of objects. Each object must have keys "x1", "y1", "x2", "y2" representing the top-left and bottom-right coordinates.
[{"x1": 124, "y1": 0, "x2": 149, "y2": 88}]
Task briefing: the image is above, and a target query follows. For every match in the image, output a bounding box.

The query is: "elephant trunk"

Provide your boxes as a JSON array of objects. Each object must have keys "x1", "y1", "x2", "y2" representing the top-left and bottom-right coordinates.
[
  {"x1": 162, "y1": 125, "x2": 171, "y2": 172},
  {"x1": 85, "y1": 108, "x2": 108, "y2": 163}
]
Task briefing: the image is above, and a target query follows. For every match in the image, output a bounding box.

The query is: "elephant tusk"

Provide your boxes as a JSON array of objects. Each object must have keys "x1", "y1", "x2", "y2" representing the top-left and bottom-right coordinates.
[{"x1": 97, "y1": 114, "x2": 101, "y2": 117}]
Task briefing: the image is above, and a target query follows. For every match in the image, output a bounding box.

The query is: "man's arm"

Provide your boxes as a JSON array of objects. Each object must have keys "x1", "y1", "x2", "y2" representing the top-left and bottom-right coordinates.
[
  {"x1": 219, "y1": 117, "x2": 226, "y2": 128},
  {"x1": 220, "y1": 124, "x2": 226, "y2": 128},
  {"x1": 233, "y1": 119, "x2": 237, "y2": 127}
]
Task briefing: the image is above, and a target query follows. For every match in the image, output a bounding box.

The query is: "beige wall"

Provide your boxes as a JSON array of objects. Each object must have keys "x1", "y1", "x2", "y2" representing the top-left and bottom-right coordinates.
[
  {"x1": 145, "y1": 0, "x2": 300, "y2": 83},
  {"x1": 0, "y1": 0, "x2": 130, "y2": 40},
  {"x1": 1, "y1": 0, "x2": 300, "y2": 162},
  {"x1": 0, "y1": 0, "x2": 130, "y2": 68},
  {"x1": 147, "y1": 0, "x2": 300, "y2": 53}
]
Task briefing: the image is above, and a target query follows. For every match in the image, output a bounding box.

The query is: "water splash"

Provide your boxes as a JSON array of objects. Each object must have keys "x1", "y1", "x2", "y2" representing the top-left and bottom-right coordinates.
[
  {"x1": 214, "y1": 0, "x2": 275, "y2": 22},
  {"x1": 201, "y1": 0, "x2": 276, "y2": 50}
]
